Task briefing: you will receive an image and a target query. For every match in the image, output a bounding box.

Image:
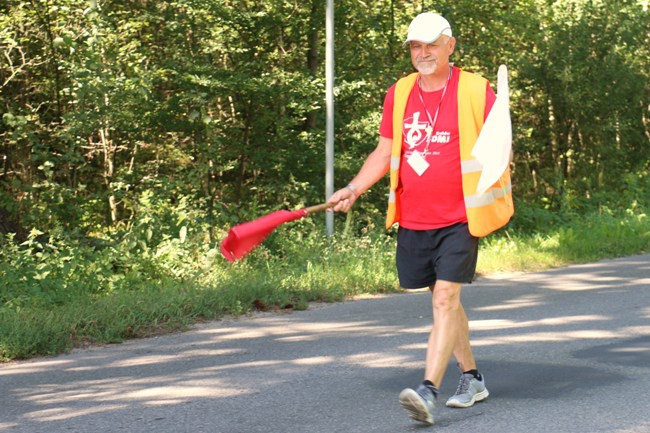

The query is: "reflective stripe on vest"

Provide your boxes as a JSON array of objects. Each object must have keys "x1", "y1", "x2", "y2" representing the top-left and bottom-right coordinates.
[
  {"x1": 465, "y1": 180, "x2": 512, "y2": 208},
  {"x1": 461, "y1": 159, "x2": 483, "y2": 174},
  {"x1": 461, "y1": 159, "x2": 512, "y2": 208},
  {"x1": 386, "y1": 73, "x2": 419, "y2": 227}
]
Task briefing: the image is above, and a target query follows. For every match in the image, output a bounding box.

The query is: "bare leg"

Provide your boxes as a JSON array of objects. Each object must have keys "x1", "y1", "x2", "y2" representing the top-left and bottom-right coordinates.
[
  {"x1": 424, "y1": 280, "x2": 465, "y2": 387},
  {"x1": 445, "y1": 300, "x2": 489, "y2": 408},
  {"x1": 452, "y1": 304, "x2": 476, "y2": 373}
]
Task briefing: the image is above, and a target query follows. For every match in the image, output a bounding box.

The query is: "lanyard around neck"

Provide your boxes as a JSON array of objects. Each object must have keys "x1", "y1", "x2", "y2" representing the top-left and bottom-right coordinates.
[{"x1": 417, "y1": 66, "x2": 452, "y2": 153}]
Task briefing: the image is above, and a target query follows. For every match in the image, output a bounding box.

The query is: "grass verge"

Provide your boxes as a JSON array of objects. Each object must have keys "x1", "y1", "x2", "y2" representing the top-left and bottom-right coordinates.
[{"x1": 1, "y1": 209, "x2": 648, "y2": 362}]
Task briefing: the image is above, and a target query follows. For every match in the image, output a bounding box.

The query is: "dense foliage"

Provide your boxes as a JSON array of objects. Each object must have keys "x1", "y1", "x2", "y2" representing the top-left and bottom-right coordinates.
[
  {"x1": 0, "y1": 0, "x2": 649, "y2": 360},
  {"x1": 2, "y1": 0, "x2": 648, "y2": 235}
]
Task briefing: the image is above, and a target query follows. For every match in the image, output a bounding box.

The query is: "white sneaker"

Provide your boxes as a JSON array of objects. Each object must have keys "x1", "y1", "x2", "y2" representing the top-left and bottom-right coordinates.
[
  {"x1": 446, "y1": 373, "x2": 489, "y2": 408},
  {"x1": 399, "y1": 384, "x2": 436, "y2": 425}
]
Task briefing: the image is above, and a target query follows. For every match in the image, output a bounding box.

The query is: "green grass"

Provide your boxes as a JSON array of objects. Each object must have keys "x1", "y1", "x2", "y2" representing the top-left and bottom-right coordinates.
[
  {"x1": 479, "y1": 210, "x2": 649, "y2": 274},
  {"x1": 1, "y1": 209, "x2": 648, "y2": 362}
]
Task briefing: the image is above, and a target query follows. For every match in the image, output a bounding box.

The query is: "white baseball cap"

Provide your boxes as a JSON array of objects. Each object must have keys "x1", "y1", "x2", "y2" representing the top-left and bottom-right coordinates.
[{"x1": 404, "y1": 12, "x2": 453, "y2": 44}]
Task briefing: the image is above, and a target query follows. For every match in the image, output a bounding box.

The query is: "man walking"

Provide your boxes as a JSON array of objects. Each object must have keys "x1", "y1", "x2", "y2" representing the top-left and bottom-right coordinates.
[{"x1": 328, "y1": 12, "x2": 513, "y2": 425}]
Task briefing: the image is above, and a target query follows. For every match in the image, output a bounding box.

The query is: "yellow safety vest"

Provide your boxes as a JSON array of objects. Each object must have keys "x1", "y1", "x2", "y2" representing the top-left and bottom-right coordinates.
[{"x1": 386, "y1": 70, "x2": 514, "y2": 237}]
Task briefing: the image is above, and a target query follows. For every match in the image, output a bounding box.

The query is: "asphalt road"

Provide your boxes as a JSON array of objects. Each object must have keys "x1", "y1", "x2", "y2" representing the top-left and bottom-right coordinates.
[{"x1": 1, "y1": 254, "x2": 649, "y2": 433}]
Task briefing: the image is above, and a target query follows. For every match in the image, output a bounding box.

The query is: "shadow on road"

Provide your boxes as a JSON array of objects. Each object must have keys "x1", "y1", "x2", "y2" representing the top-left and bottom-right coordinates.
[{"x1": 1, "y1": 255, "x2": 649, "y2": 432}]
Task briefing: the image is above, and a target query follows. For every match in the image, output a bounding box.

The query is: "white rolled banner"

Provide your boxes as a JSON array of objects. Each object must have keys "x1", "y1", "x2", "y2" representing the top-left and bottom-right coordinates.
[{"x1": 471, "y1": 64, "x2": 512, "y2": 194}]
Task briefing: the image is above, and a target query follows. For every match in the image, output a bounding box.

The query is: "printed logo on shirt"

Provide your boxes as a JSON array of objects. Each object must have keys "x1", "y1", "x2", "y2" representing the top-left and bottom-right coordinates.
[
  {"x1": 403, "y1": 112, "x2": 428, "y2": 149},
  {"x1": 403, "y1": 111, "x2": 451, "y2": 151}
]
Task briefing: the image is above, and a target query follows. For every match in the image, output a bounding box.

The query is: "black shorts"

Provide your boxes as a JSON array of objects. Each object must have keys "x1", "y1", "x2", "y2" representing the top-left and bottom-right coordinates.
[{"x1": 396, "y1": 223, "x2": 479, "y2": 289}]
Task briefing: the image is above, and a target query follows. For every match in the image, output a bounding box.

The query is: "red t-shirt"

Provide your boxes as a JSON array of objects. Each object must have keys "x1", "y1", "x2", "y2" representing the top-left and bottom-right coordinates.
[{"x1": 379, "y1": 67, "x2": 496, "y2": 230}]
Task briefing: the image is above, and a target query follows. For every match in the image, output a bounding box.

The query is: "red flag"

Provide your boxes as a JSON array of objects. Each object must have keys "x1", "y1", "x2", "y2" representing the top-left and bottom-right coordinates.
[{"x1": 220, "y1": 203, "x2": 333, "y2": 262}]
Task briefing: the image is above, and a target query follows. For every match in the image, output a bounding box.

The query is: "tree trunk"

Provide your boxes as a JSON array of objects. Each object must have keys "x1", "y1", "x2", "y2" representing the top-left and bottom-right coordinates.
[
  {"x1": 100, "y1": 127, "x2": 118, "y2": 225},
  {"x1": 0, "y1": 206, "x2": 27, "y2": 242},
  {"x1": 304, "y1": 0, "x2": 320, "y2": 131}
]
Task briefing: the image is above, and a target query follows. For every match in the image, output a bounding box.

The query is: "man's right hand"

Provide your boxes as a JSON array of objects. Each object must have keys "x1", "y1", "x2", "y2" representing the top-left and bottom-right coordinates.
[{"x1": 327, "y1": 185, "x2": 357, "y2": 213}]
